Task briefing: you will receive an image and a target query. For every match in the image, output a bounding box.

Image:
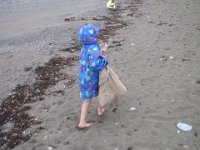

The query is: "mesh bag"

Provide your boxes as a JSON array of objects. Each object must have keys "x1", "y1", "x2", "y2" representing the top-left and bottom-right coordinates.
[{"x1": 98, "y1": 66, "x2": 127, "y2": 107}]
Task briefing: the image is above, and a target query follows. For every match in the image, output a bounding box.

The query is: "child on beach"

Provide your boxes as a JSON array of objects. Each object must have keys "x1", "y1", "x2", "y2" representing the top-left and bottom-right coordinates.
[{"x1": 78, "y1": 24, "x2": 108, "y2": 129}]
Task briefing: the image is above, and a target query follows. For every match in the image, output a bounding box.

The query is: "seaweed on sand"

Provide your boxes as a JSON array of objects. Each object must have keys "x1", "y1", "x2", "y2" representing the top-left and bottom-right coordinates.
[{"x1": 0, "y1": 56, "x2": 78, "y2": 149}]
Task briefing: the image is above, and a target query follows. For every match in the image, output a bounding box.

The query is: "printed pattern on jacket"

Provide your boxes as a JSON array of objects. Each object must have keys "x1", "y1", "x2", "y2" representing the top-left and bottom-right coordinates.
[{"x1": 78, "y1": 24, "x2": 108, "y2": 100}]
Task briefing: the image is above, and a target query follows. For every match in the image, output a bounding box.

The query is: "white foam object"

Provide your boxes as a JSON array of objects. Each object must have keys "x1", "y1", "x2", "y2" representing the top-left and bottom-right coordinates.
[{"x1": 177, "y1": 122, "x2": 192, "y2": 131}]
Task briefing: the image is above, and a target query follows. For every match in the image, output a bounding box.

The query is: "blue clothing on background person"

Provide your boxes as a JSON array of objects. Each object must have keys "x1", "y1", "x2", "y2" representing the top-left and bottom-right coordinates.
[{"x1": 78, "y1": 24, "x2": 108, "y2": 100}]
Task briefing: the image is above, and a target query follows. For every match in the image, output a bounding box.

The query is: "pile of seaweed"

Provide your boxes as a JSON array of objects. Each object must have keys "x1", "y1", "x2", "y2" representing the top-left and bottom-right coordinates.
[
  {"x1": 62, "y1": 0, "x2": 144, "y2": 52},
  {"x1": 0, "y1": 56, "x2": 78, "y2": 149}
]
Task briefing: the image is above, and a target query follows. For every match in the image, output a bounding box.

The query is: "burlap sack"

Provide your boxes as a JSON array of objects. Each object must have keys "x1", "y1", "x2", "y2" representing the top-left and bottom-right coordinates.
[{"x1": 98, "y1": 66, "x2": 127, "y2": 107}]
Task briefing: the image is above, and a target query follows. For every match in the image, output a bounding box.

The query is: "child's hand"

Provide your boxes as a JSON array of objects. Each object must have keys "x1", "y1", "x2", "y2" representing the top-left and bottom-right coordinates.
[
  {"x1": 100, "y1": 43, "x2": 108, "y2": 55},
  {"x1": 102, "y1": 43, "x2": 108, "y2": 51}
]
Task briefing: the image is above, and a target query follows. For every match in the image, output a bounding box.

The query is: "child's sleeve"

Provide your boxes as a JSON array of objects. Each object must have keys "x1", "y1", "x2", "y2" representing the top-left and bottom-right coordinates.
[{"x1": 89, "y1": 46, "x2": 108, "y2": 72}]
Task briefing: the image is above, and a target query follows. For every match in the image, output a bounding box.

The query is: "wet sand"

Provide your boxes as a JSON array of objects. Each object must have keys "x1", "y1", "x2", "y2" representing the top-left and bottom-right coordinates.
[
  {"x1": 0, "y1": 0, "x2": 106, "y2": 100},
  {"x1": 0, "y1": 0, "x2": 200, "y2": 149}
]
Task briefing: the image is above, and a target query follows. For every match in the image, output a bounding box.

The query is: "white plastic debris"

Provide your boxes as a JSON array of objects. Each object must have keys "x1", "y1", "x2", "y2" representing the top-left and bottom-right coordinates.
[
  {"x1": 169, "y1": 56, "x2": 174, "y2": 59},
  {"x1": 48, "y1": 146, "x2": 53, "y2": 150},
  {"x1": 129, "y1": 107, "x2": 136, "y2": 111},
  {"x1": 131, "y1": 43, "x2": 135, "y2": 46},
  {"x1": 177, "y1": 123, "x2": 192, "y2": 131}
]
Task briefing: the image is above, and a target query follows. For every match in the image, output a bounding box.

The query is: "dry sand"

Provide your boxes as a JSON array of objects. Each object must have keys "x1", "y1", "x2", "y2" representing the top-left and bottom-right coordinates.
[{"x1": 0, "y1": 0, "x2": 200, "y2": 150}]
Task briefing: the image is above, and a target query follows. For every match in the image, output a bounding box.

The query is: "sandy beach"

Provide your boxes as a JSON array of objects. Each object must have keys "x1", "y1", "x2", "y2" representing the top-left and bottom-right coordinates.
[{"x1": 0, "y1": 0, "x2": 200, "y2": 150}]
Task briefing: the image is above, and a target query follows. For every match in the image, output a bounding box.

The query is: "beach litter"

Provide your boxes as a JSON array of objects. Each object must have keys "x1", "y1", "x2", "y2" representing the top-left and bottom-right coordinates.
[
  {"x1": 129, "y1": 107, "x2": 136, "y2": 111},
  {"x1": 177, "y1": 122, "x2": 192, "y2": 131},
  {"x1": 131, "y1": 43, "x2": 135, "y2": 46},
  {"x1": 48, "y1": 146, "x2": 53, "y2": 150},
  {"x1": 48, "y1": 145, "x2": 57, "y2": 149}
]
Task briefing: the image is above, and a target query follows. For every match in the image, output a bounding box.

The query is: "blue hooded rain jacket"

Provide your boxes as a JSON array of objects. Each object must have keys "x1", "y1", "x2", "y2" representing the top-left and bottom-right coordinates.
[{"x1": 78, "y1": 24, "x2": 108, "y2": 100}]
